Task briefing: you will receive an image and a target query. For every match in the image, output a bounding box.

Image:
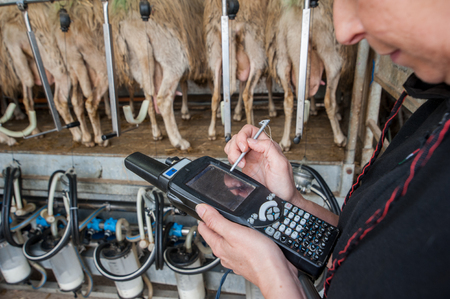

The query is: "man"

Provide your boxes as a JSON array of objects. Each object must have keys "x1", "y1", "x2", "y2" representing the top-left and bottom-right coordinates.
[{"x1": 196, "y1": 0, "x2": 450, "y2": 298}]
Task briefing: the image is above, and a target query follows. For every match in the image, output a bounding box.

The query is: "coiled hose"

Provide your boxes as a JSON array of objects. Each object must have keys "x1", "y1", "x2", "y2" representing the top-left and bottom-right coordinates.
[
  {"x1": 93, "y1": 239, "x2": 156, "y2": 282},
  {"x1": 291, "y1": 162, "x2": 340, "y2": 293},
  {"x1": 22, "y1": 170, "x2": 76, "y2": 261},
  {"x1": 291, "y1": 163, "x2": 341, "y2": 216},
  {"x1": 92, "y1": 191, "x2": 161, "y2": 281},
  {"x1": 163, "y1": 226, "x2": 221, "y2": 275},
  {"x1": 23, "y1": 217, "x2": 72, "y2": 262}
]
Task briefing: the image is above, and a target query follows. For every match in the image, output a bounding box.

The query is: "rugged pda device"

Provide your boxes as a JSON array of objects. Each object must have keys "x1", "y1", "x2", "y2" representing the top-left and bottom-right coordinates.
[{"x1": 125, "y1": 152, "x2": 339, "y2": 279}]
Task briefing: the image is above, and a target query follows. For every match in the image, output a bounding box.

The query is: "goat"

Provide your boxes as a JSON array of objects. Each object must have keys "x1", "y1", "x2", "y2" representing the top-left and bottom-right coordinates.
[{"x1": 266, "y1": 0, "x2": 356, "y2": 151}]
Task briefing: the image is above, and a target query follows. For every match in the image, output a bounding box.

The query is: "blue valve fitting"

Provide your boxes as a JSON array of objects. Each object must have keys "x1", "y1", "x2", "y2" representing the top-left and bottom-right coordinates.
[
  {"x1": 104, "y1": 217, "x2": 117, "y2": 233},
  {"x1": 169, "y1": 223, "x2": 184, "y2": 238},
  {"x1": 36, "y1": 215, "x2": 50, "y2": 228},
  {"x1": 88, "y1": 217, "x2": 103, "y2": 232}
]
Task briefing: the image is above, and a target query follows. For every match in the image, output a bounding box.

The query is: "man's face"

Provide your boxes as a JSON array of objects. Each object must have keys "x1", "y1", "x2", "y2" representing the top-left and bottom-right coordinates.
[{"x1": 333, "y1": 0, "x2": 450, "y2": 85}]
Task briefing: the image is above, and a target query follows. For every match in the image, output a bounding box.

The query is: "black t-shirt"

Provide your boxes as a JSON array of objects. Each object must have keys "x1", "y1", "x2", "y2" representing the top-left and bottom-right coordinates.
[{"x1": 327, "y1": 75, "x2": 450, "y2": 298}]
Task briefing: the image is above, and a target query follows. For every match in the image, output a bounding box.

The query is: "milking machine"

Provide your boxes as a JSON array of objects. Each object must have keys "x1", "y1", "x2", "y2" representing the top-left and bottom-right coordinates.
[
  {"x1": 100, "y1": 0, "x2": 122, "y2": 141},
  {"x1": 0, "y1": 161, "x2": 45, "y2": 287},
  {"x1": 291, "y1": 162, "x2": 340, "y2": 216},
  {"x1": 19, "y1": 168, "x2": 96, "y2": 296},
  {"x1": 92, "y1": 188, "x2": 154, "y2": 299},
  {"x1": 291, "y1": 161, "x2": 340, "y2": 293},
  {"x1": 91, "y1": 186, "x2": 220, "y2": 299},
  {"x1": 121, "y1": 1, "x2": 152, "y2": 127},
  {"x1": 221, "y1": 0, "x2": 240, "y2": 142},
  {"x1": 294, "y1": 0, "x2": 319, "y2": 145},
  {"x1": 0, "y1": 154, "x2": 337, "y2": 299},
  {"x1": 0, "y1": 157, "x2": 215, "y2": 298},
  {"x1": 101, "y1": 0, "x2": 154, "y2": 141}
]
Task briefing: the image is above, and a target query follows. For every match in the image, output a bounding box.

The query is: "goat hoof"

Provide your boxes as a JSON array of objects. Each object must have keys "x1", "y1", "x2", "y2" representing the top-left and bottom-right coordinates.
[
  {"x1": 14, "y1": 112, "x2": 26, "y2": 121},
  {"x1": 269, "y1": 110, "x2": 277, "y2": 118},
  {"x1": 83, "y1": 141, "x2": 95, "y2": 148},
  {"x1": 31, "y1": 128, "x2": 44, "y2": 139},
  {"x1": 177, "y1": 139, "x2": 190, "y2": 151},
  {"x1": 279, "y1": 142, "x2": 291, "y2": 153},
  {"x1": 335, "y1": 136, "x2": 348, "y2": 148},
  {"x1": 233, "y1": 113, "x2": 243, "y2": 122},
  {"x1": 7, "y1": 138, "x2": 17, "y2": 146},
  {"x1": 95, "y1": 138, "x2": 109, "y2": 147},
  {"x1": 182, "y1": 113, "x2": 191, "y2": 120}
]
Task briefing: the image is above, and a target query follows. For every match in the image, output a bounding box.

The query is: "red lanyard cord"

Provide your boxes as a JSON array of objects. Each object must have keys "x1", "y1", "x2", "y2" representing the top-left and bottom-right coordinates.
[{"x1": 324, "y1": 97, "x2": 450, "y2": 296}]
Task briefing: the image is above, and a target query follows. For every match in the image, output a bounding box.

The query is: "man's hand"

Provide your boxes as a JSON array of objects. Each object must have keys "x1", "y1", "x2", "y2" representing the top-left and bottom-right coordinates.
[
  {"x1": 225, "y1": 124, "x2": 298, "y2": 202},
  {"x1": 225, "y1": 124, "x2": 339, "y2": 226},
  {"x1": 196, "y1": 204, "x2": 305, "y2": 298}
]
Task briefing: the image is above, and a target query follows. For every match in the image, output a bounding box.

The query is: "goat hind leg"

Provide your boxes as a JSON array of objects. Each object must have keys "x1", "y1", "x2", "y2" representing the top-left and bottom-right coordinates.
[
  {"x1": 278, "y1": 68, "x2": 294, "y2": 152},
  {"x1": 243, "y1": 69, "x2": 263, "y2": 126},
  {"x1": 86, "y1": 93, "x2": 108, "y2": 147},
  {"x1": 180, "y1": 80, "x2": 190, "y2": 120},
  {"x1": 157, "y1": 74, "x2": 189, "y2": 150},
  {"x1": 267, "y1": 77, "x2": 277, "y2": 117},
  {"x1": 208, "y1": 62, "x2": 221, "y2": 140},
  {"x1": 147, "y1": 94, "x2": 162, "y2": 141},
  {"x1": 233, "y1": 80, "x2": 246, "y2": 121},
  {"x1": 71, "y1": 81, "x2": 93, "y2": 147},
  {"x1": 22, "y1": 86, "x2": 42, "y2": 137},
  {"x1": 53, "y1": 84, "x2": 83, "y2": 143},
  {"x1": 324, "y1": 75, "x2": 347, "y2": 147}
]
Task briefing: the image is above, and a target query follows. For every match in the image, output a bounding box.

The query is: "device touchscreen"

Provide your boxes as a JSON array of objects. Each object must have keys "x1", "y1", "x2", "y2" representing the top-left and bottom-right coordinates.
[{"x1": 186, "y1": 165, "x2": 255, "y2": 211}]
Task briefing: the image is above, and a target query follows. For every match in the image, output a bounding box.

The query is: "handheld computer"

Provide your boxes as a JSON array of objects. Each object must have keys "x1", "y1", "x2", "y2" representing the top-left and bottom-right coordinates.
[{"x1": 124, "y1": 152, "x2": 339, "y2": 279}]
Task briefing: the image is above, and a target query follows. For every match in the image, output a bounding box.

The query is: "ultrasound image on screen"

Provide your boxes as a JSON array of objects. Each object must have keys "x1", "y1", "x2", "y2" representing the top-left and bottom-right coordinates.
[{"x1": 186, "y1": 165, "x2": 255, "y2": 211}]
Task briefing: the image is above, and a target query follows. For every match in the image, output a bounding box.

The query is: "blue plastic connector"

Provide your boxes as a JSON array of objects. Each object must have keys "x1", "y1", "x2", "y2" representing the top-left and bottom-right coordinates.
[
  {"x1": 88, "y1": 217, "x2": 103, "y2": 232},
  {"x1": 169, "y1": 223, "x2": 184, "y2": 238},
  {"x1": 104, "y1": 217, "x2": 117, "y2": 233},
  {"x1": 36, "y1": 215, "x2": 50, "y2": 228}
]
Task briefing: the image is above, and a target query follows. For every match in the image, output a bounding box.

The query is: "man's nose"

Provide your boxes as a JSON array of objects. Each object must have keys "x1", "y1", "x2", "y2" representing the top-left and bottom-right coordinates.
[{"x1": 333, "y1": 0, "x2": 365, "y2": 45}]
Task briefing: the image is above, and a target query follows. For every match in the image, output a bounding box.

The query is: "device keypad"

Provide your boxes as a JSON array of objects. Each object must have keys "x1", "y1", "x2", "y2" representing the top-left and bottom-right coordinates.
[{"x1": 264, "y1": 201, "x2": 337, "y2": 265}]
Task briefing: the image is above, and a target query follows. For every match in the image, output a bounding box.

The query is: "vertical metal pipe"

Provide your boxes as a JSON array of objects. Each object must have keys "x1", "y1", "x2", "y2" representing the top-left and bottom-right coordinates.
[
  {"x1": 20, "y1": 6, "x2": 62, "y2": 131},
  {"x1": 294, "y1": 0, "x2": 312, "y2": 143},
  {"x1": 102, "y1": 0, "x2": 121, "y2": 137},
  {"x1": 222, "y1": 0, "x2": 227, "y2": 15},
  {"x1": 344, "y1": 39, "x2": 370, "y2": 164},
  {"x1": 361, "y1": 66, "x2": 382, "y2": 166},
  {"x1": 221, "y1": 0, "x2": 232, "y2": 141}
]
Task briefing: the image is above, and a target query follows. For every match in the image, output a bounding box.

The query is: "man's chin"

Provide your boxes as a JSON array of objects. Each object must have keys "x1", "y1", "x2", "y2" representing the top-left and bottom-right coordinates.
[{"x1": 414, "y1": 68, "x2": 448, "y2": 85}]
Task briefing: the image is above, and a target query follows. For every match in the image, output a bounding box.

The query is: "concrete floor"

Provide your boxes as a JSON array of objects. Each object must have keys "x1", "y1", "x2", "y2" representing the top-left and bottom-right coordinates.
[{"x1": 0, "y1": 95, "x2": 346, "y2": 163}]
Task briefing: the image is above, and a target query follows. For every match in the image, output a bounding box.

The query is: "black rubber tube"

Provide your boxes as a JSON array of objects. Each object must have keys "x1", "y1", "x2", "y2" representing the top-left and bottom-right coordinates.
[
  {"x1": 163, "y1": 248, "x2": 221, "y2": 275},
  {"x1": 291, "y1": 163, "x2": 337, "y2": 293},
  {"x1": 291, "y1": 163, "x2": 341, "y2": 216},
  {"x1": 154, "y1": 190, "x2": 164, "y2": 270},
  {"x1": 22, "y1": 171, "x2": 72, "y2": 261},
  {"x1": 66, "y1": 172, "x2": 80, "y2": 246},
  {"x1": 23, "y1": 217, "x2": 72, "y2": 261},
  {"x1": 93, "y1": 240, "x2": 156, "y2": 281},
  {"x1": 1, "y1": 167, "x2": 21, "y2": 247},
  {"x1": 163, "y1": 222, "x2": 174, "y2": 250},
  {"x1": 93, "y1": 191, "x2": 160, "y2": 281}
]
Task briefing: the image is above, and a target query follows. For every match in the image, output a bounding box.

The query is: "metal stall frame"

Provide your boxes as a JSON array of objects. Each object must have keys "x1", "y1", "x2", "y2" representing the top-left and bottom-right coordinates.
[{"x1": 360, "y1": 52, "x2": 426, "y2": 167}]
